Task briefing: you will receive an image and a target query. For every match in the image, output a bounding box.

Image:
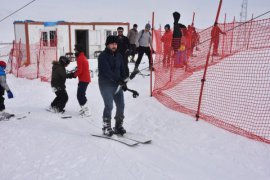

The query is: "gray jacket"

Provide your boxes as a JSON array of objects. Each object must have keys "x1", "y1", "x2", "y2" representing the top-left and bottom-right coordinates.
[
  {"x1": 0, "y1": 76, "x2": 10, "y2": 91},
  {"x1": 127, "y1": 28, "x2": 138, "y2": 45},
  {"x1": 135, "y1": 30, "x2": 153, "y2": 48}
]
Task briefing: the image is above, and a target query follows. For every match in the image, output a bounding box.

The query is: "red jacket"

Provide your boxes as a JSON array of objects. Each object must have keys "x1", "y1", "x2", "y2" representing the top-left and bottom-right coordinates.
[
  {"x1": 75, "y1": 52, "x2": 91, "y2": 83},
  {"x1": 161, "y1": 29, "x2": 173, "y2": 50},
  {"x1": 211, "y1": 25, "x2": 225, "y2": 41}
]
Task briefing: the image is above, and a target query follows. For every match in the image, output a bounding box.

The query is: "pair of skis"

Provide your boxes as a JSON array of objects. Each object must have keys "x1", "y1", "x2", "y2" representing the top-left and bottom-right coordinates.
[{"x1": 91, "y1": 132, "x2": 151, "y2": 146}]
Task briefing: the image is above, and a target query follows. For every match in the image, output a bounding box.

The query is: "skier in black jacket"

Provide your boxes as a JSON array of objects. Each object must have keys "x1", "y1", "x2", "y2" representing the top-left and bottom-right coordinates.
[
  {"x1": 49, "y1": 56, "x2": 73, "y2": 113},
  {"x1": 98, "y1": 35, "x2": 127, "y2": 136},
  {"x1": 117, "y1": 26, "x2": 130, "y2": 78},
  {"x1": 172, "y1": 11, "x2": 187, "y2": 52}
]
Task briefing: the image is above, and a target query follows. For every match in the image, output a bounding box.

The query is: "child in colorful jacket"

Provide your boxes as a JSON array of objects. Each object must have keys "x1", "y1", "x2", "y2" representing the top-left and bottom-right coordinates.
[{"x1": 0, "y1": 60, "x2": 14, "y2": 118}]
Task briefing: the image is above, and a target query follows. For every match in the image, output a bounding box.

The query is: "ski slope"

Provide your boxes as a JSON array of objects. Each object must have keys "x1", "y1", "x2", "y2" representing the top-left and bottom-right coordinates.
[{"x1": 0, "y1": 57, "x2": 270, "y2": 180}]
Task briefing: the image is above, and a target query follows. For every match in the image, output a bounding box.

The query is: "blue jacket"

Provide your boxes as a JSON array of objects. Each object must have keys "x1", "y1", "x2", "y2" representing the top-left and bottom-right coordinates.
[
  {"x1": 0, "y1": 67, "x2": 6, "y2": 76},
  {"x1": 98, "y1": 48, "x2": 125, "y2": 86},
  {"x1": 0, "y1": 66, "x2": 10, "y2": 91}
]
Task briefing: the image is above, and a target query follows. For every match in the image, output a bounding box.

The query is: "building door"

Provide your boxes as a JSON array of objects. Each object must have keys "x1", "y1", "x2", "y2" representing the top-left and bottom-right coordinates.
[{"x1": 75, "y1": 30, "x2": 89, "y2": 58}]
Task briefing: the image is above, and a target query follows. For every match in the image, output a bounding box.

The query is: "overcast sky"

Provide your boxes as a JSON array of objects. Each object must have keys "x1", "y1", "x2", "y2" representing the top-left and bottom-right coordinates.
[{"x1": 0, "y1": 0, "x2": 269, "y2": 42}]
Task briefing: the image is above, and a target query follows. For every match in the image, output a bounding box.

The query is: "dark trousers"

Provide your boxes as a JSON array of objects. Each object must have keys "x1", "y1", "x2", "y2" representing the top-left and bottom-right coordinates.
[
  {"x1": 135, "y1": 46, "x2": 153, "y2": 68},
  {"x1": 51, "y1": 89, "x2": 68, "y2": 111},
  {"x1": 129, "y1": 44, "x2": 137, "y2": 60},
  {"x1": 77, "y1": 81, "x2": 89, "y2": 106},
  {"x1": 121, "y1": 53, "x2": 129, "y2": 78},
  {"x1": 99, "y1": 82, "x2": 124, "y2": 120},
  {"x1": 0, "y1": 86, "x2": 5, "y2": 111}
]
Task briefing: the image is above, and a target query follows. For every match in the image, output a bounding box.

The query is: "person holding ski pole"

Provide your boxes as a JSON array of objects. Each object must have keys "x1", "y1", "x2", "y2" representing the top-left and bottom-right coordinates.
[{"x1": 98, "y1": 35, "x2": 128, "y2": 137}]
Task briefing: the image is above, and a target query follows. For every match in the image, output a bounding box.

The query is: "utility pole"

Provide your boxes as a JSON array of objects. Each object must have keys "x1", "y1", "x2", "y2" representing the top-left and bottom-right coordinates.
[{"x1": 240, "y1": 0, "x2": 248, "y2": 22}]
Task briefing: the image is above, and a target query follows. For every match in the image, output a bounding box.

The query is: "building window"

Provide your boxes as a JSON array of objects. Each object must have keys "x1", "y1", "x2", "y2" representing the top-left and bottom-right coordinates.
[
  {"x1": 42, "y1": 32, "x2": 48, "y2": 46},
  {"x1": 113, "y1": 31, "x2": 117, "y2": 36},
  {"x1": 106, "y1": 30, "x2": 112, "y2": 37},
  {"x1": 49, "y1": 31, "x2": 57, "y2": 47}
]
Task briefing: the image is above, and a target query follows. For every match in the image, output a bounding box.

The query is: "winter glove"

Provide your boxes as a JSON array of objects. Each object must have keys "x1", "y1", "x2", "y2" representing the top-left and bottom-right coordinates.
[
  {"x1": 118, "y1": 79, "x2": 127, "y2": 92},
  {"x1": 7, "y1": 90, "x2": 13, "y2": 99},
  {"x1": 125, "y1": 49, "x2": 131, "y2": 56},
  {"x1": 66, "y1": 72, "x2": 75, "y2": 79},
  {"x1": 132, "y1": 90, "x2": 139, "y2": 98}
]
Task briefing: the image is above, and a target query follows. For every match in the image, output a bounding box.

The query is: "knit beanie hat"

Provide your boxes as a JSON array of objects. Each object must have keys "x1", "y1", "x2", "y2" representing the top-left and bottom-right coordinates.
[
  {"x1": 145, "y1": 23, "x2": 151, "y2": 30},
  {"x1": 105, "y1": 35, "x2": 118, "y2": 46},
  {"x1": 165, "y1": 24, "x2": 170, "y2": 29},
  {"x1": 0, "y1": 61, "x2": 7, "y2": 69}
]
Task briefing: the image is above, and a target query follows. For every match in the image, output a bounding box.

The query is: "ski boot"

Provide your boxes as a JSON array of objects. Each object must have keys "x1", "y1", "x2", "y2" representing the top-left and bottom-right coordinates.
[
  {"x1": 102, "y1": 118, "x2": 114, "y2": 137},
  {"x1": 113, "y1": 117, "x2": 126, "y2": 135},
  {"x1": 79, "y1": 102, "x2": 91, "y2": 117}
]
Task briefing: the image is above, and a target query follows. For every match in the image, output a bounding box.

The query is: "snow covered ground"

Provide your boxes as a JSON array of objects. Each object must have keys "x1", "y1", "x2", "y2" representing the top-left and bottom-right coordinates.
[{"x1": 0, "y1": 57, "x2": 270, "y2": 180}]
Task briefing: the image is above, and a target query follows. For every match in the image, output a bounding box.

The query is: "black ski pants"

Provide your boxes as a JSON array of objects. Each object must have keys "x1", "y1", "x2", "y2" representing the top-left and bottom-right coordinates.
[
  {"x1": 77, "y1": 81, "x2": 89, "y2": 106},
  {"x1": 0, "y1": 86, "x2": 5, "y2": 111},
  {"x1": 51, "y1": 89, "x2": 68, "y2": 111},
  {"x1": 135, "y1": 46, "x2": 153, "y2": 68}
]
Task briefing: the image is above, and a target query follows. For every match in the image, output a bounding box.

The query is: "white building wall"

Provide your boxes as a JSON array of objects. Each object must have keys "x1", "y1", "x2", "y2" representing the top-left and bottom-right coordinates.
[
  {"x1": 56, "y1": 25, "x2": 69, "y2": 56},
  {"x1": 28, "y1": 25, "x2": 58, "y2": 63},
  {"x1": 14, "y1": 22, "x2": 129, "y2": 60},
  {"x1": 89, "y1": 30, "x2": 101, "y2": 58},
  {"x1": 14, "y1": 24, "x2": 26, "y2": 44},
  {"x1": 94, "y1": 25, "x2": 129, "y2": 51},
  {"x1": 28, "y1": 24, "x2": 47, "y2": 44}
]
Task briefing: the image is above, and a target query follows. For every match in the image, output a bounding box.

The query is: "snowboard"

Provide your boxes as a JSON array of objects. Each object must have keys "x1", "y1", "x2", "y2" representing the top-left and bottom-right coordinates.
[
  {"x1": 45, "y1": 108, "x2": 72, "y2": 119},
  {"x1": 91, "y1": 133, "x2": 139, "y2": 146}
]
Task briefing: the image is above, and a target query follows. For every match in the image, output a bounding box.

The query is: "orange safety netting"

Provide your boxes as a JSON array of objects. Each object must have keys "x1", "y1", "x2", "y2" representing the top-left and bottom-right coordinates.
[
  {"x1": 8, "y1": 40, "x2": 57, "y2": 82},
  {"x1": 152, "y1": 18, "x2": 270, "y2": 144}
]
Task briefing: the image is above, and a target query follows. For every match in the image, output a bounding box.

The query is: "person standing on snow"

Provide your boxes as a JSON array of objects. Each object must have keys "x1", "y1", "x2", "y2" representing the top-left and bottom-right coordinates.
[
  {"x1": 116, "y1": 26, "x2": 130, "y2": 78},
  {"x1": 161, "y1": 24, "x2": 173, "y2": 67},
  {"x1": 211, "y1": 22, "x2": 226, "y2": 56},
  {"x1": 73, "y1": 44, "x2": 91, "y2": 116},
  {"x1": 49, "y1": 56, "x2": 72, "y2": 113},
  {"x1": 133, "y1": 23, "x2": 155, "y2": 72},
  {"x1": 172, "y1": 12, "x2": 187, "y2": 54},
  {"x1": 0, "y1": 60, "x2": 13, "y2": 119},
  {"x1": 98, "y1": 35, "x2": 127, "y2": 137},
  {"x1": 127, "y1": 24, "x2": 138, "y2": 63}
]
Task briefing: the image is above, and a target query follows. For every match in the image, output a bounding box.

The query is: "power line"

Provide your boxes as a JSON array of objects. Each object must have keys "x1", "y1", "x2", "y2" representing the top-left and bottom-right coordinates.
[{"x1": 0, "y1": 0, "x2": 37, "y2": 23}]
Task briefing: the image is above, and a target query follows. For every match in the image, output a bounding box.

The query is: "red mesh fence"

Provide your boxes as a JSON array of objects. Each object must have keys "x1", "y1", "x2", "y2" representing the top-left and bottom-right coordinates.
[
  {"x1": 152, "y1": 17, "x2": 270, "y2": 144},
  {"x1": 8, "y1": 39, "x2": 57, "y2": 81}
]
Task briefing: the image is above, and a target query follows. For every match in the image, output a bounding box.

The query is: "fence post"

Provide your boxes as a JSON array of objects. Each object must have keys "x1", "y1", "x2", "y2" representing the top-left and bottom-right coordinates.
[
  {"x1": 196, "y1": 0, "x2": 223, "y2": 121},
  {"x1": 150, "y1": 11, "x2": 155, "y2": 97},
  {"x1": 9, "y1": 40, "x2": 15, "y2": 74},
  {"x1": 37, "y1": 36, "x2": 42, "y2": 79},
  {"x1": 222, "y1": 13, "x2": 226, "y2": 57},
  {"x1": 246, "y1": 14, "x2": 254, "y2": 50},
  {"x1": 230, "y1": 17, "x2": 235, "y2": 54},
  {"x1": 17, "y1": 39, "x2": 21, "y2": 78}
]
